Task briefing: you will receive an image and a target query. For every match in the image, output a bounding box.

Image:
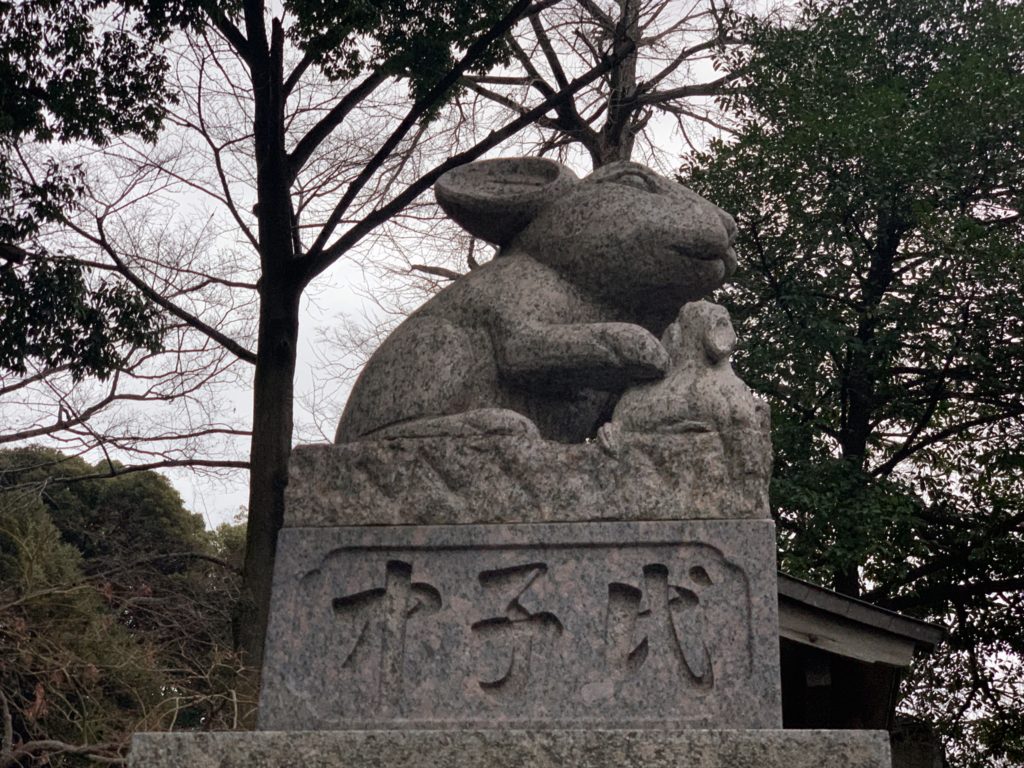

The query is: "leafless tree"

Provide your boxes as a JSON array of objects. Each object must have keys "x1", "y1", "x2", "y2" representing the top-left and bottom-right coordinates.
[
  {"x1": 2, "y1": 0, "x2": 641, "y2": 677},
  {"x1": 461, "y1": 0, "x2": 748, "y2": 170},
  {"x1": 0, "y1": 164, "x2": 255, "y2": 483}
]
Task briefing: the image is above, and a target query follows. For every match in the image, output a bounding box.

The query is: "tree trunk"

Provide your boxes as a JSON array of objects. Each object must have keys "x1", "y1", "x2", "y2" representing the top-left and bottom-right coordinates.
[
  {"x1": 236, "y1": 10, "x2": 300, "y2": 676},
  {"x1": 833, "y1": 209, "x2": 901, "y2": 597},
  {"x1": 237, "y1": 280, "x2": 299, "y2": 674},
  {"x1": 592, "y1": 0, "x2": 640, "y2": 167}
]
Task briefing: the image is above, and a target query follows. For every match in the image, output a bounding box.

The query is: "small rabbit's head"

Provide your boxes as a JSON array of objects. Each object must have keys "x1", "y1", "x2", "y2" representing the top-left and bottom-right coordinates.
[{"x1": 662, "y1": 300, "x2": 737, "y2": 368}]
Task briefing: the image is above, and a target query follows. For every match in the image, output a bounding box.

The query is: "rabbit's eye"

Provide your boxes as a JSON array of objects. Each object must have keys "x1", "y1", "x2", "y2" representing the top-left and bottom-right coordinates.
[{"x1": 599, "y1": 170, "x2": 660, "y2": 194}]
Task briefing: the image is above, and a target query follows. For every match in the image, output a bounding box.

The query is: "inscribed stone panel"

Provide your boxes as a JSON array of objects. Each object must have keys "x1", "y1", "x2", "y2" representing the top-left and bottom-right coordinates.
[{"x1": 258, "y1": 521, "x2": 781, "y2": 730}]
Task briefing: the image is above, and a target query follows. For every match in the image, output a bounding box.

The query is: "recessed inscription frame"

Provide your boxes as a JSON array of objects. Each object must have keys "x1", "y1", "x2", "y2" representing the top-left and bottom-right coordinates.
[{"x1": 258, "y1": 520, "x2": 782, "y2": 731}]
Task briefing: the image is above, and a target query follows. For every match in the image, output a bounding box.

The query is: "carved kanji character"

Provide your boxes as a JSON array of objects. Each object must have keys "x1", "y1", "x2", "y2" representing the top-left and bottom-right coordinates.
[
  {"x1": 605, "y1": 563, "x2": 714, "y2": 687},
  {"x1": 471, "y1": 563, "x2": 563, "y2": 698},
  {"x1": 332, "y1": 560, "x2": 441, "y2": 710}
]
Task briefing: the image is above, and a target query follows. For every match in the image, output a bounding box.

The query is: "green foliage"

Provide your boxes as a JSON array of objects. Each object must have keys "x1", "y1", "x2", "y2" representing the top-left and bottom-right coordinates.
[
  {"x1": 0, "y1": 255, "x2": 164, "y2": 379},
  {"x1": 684, "y1": 0, "x2": 1024, "y2": 762},
  {"x1": 0, "y1": 447, "x2": 251, "y2": 765},
  {"x1": 0, "y1": 446, "x2": 206, "y2": 559},
  {"x1": 285, "y1": 0, "x2": 519, "y2": 100},
  {"x1": 0, "y1": 0, "x2": 185, "y2": 379},
  {"x1": 1, "y1": 3, "x2": 168, "y2": 145},
  {"x1": 209, "y1": 516, "x2": 246, "y2": 571}
]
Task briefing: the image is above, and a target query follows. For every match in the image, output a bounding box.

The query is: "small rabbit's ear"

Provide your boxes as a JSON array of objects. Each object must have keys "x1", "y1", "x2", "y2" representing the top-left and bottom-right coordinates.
[{"x1": 435, "y1": 157, "x2": 578, "y2": 247}]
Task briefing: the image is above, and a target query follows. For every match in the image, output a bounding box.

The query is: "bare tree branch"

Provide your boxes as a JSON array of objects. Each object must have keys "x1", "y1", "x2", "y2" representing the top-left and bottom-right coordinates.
[
  {"x1": 410, "y1": 264, "x2": 462, "y2": 281},
  {"x1": 303, "y1": 0, "x2": 539, "y2": 263},
  {"x1": 283, "y1": 50, "x2": 315, "y2": 96},
  {"x1": 637, "y1": 72, "x2": 741, "y2": 104},
  {"x1": 208, "y1": 10, "x2": 251, "y2": 65},
  {"x1": 71, "y1": 218, "x2": 258, "y2": 365},
  {"x1": 287, "y1": 70, "x2": 389, "y2": 183},
  {"x1": 304, "y1": 40, "x2": 635, "y2": 281}
]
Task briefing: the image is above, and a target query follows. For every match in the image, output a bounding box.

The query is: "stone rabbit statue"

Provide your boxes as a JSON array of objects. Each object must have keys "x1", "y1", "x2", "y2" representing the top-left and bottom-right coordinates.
[{"x1": 336, "y1": 157, "x2": 739, "y2": 444}]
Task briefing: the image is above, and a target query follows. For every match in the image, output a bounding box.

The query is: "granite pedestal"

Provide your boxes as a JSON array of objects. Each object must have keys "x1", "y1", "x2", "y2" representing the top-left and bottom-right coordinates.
[
  {"x1": 127, "y1": 435, "x2": 890, "y2": 767},
  {"x1": 260, "y1": 436, "x2": 780, "y2": 731}
]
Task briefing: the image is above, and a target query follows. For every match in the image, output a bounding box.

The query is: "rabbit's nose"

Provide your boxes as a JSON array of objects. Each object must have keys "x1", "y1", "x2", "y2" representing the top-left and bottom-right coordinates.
[
  {"x1": 718, "y1": 208, "x2": 738, "y2": 245},
  {"x1": 723, "y1": 247, "x2": 738, "y2": 277}
]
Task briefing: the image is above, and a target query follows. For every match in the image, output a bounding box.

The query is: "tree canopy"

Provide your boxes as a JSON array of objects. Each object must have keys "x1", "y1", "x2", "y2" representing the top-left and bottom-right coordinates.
[
  {"x1": 287, "y1": 0, "x2": 519, "y2": 99},
  {"x1": 684, "y1": 0, "x2": 1024, "y2": 763}
]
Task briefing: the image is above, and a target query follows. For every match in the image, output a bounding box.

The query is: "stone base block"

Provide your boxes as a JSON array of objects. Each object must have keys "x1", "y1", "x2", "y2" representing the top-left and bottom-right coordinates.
[
  {"x1": 259, "y1": 521, "x2": 781, "y2": 731},
  {"x1": 129, "y1": 729, "x2": 891, "y2": 768},
  {"x1": 285, "y1": 432, "x2": 770, "y2": 527}
]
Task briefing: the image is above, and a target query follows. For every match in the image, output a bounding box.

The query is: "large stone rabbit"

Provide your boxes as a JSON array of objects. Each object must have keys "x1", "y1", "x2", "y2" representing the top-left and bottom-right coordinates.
[{"x1": 336, "y1": 157, "x2": 738, "y2": 444}]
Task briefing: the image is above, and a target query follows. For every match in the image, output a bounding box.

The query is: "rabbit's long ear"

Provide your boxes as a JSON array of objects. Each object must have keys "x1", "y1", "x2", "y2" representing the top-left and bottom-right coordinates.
[{"x1": 435, "y1": 157, "x2": 578, "y2": 247}]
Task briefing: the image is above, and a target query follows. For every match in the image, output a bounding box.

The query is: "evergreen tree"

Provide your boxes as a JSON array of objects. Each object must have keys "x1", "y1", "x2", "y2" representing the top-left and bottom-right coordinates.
[
  {"x1": 684, "y1": 1, "x2": 1024, "y2": 763},
  {"x1": 0, "y1": 1, "x2": 196, "y2": 377}
]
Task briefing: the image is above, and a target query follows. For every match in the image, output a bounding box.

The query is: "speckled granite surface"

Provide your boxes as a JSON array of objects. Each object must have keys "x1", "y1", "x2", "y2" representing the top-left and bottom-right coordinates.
[
  {"x1": 129, "y1": 729, "x2": 891, "y2": 768},
  {"x1": 258, "y1": 521, "x2": 781, "y2": 731},
  {"x1": 336, "y1": 160, "x2": 739, "y2": 445},
  {"x1": 285, "y1": 430, "x2": 770, "y2": 527}
]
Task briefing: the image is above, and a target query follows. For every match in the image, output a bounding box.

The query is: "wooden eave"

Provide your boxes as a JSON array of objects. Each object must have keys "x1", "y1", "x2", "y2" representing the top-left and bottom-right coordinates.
[{"x1": 778, "y1": 573, "x2": 947, "y2": 668}]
